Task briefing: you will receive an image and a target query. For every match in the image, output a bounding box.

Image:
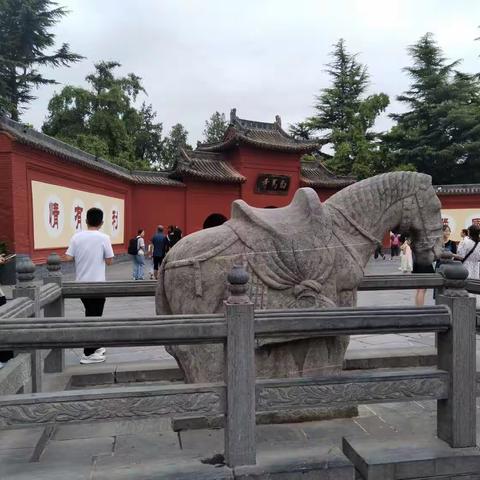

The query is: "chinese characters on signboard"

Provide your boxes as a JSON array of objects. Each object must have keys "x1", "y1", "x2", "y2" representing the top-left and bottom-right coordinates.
[
  {"x1": 32, "y1": 181, "x2": 124, "y2": 249},
  {"x1": 255, "y1": 174, "x2": 290, "y2": 195}
]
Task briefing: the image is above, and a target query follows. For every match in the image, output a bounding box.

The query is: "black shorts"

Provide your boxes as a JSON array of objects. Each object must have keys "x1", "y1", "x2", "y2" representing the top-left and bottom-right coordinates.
[
  {"x1": 412, "y1": 262, "x2": 435, "y2": 274},
  {"x1": 153, "y1": 256, "x2": 164, "y2": 271}
]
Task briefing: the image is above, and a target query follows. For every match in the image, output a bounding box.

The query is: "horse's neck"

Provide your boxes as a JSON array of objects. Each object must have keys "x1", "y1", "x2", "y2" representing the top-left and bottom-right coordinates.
[{"x1": 327, "y1": 177, "x2": 416, "y2": 261}]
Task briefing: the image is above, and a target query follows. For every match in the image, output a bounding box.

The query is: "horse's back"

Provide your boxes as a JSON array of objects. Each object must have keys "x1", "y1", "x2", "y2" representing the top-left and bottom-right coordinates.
[{"x1": 156, "y1": 224, "x2": 240, "y2": 314}]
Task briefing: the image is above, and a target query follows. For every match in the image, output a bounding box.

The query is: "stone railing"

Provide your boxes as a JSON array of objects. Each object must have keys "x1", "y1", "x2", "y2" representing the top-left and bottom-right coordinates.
[
  {"x1": 0, "y1": 256, "x2": 477, "y2": 468},
  {"x1": 0, "y1": 253, "x2": 64, "y2": 394}
]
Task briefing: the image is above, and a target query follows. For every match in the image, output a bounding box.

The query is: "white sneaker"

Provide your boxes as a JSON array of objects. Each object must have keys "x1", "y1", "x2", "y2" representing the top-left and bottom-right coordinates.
[
  {"x1": 80, "y1": 352, "x2": 106, "y2": 364},
  {"x1": 95, "y1": 348, "x2": 106, "y2": 356}
]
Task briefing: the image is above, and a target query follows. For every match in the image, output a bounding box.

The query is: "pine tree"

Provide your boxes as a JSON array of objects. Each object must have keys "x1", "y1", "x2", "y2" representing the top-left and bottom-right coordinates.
[
  {"x1": 162, "y1": 123, "x2": 191, "y2": 170},
  {"x1": 0, "y1": 0, "x2": 83, "y2": 120},
  {"x1": 203, "y1": 111, "x2": 227, "y2": 143},
  {"x1": 387, "y1": 33, "x2": 480, "y2": 184},
  {"x1": 306, "y1": 39, "x2": 389, "y2": 178}
]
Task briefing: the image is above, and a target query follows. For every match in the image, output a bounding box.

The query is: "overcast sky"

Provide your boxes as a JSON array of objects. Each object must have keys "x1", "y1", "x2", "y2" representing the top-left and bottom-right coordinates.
[{"x1": 22, "y1": 0, "x2": 480, "y2": 145}]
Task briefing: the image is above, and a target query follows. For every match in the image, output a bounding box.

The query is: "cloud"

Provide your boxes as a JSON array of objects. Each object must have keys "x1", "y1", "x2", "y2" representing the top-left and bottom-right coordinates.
[{"x1": 22, "y1": 0, "x2": 480, "y2": 145}]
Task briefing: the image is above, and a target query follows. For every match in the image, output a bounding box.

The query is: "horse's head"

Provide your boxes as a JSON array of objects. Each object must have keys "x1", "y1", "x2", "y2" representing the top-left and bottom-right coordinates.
[{"x1": 401, "y1": 173, "x2": 443, "y2": 265}]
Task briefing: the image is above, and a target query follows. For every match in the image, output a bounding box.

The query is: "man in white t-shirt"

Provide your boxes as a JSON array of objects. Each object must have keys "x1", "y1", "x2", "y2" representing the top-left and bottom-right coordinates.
[{"x1": 65, "y1": 208, "x2": 114, "y2": 364}]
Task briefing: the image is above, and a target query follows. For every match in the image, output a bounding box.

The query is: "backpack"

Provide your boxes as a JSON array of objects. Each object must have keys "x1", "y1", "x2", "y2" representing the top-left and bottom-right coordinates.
[{"x1": 127, "y1": 237, "x2": 139, "y2": 255}]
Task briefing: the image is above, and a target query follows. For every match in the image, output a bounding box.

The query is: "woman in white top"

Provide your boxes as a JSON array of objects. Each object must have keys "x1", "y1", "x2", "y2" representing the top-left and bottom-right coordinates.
[{"x1": 457, "y1": 224, "x2": 480, "y2": 280}]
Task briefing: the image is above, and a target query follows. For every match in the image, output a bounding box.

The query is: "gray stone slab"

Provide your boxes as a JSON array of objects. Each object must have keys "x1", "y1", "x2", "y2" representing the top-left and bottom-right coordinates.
[
  {"x1": 0, "y1": 426, "x2": 45, "y2": 450},
  {"x1": 234, "y1": 445, "x2": 354, "y2": 479},
  {"x1": 0, "y1": 447, "x2": 34, "y2": 464},
  {"x1": 343, "y1": 435, "x2": 480, "y2": 480},
  {"x1": 0, "y1": 463, "x2": 92, "y2": 480},
  {"x1": 179, "y1": 428, "x2": 224, "y2": 455},
  {"x1": 54, "y1": 417, "x2": 171, "y2": 440},
  {"x1": 113, "y1": 432, "x2": 180, "y2": 460},
  {"x1": 93, "y1": 452, "x2": 233, "y2": 480},
  {"x1": 39, "y1": 437, "x2": 114, "y2": 465}
]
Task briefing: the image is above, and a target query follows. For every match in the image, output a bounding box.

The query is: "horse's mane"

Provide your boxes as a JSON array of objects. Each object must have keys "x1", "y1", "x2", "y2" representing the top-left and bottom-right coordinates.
[{"x1": 325, "y1": 172, "x2": 433, "y2": 220}]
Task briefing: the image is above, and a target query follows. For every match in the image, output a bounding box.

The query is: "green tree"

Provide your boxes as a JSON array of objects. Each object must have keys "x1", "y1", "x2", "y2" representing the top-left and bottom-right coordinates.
[
  {"x1": 162, "y1": 123, "x2": 191, "y2": 170},
  {"x1": 386, "y1": 33, "x2": 480, "y2": 184},
  {"x1": 0, "y1": 0, "x2": 83, "y2": 120},
  {"x1": 203, "y1": 111, "x2": 227, "y2": 143},
  {"x1": 306, "y1": 39, "x2": 390, "y2": 178},
  {"x1": 42, "y1": 61, "x2": 163, "y2": 170}
]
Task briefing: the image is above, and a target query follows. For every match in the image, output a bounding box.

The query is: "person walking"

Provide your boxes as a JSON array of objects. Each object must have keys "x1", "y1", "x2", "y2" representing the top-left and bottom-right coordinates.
[
  {"x1": 131, "y1": 229, "x2": 146, "y2": 280},
  {"x1": 65, "y1": 207, "x2": 114, "y2": 364},
  {"x1": 390, "y1": 232, "x2": 401, "y2": 259},
  {"x1": 167, "y1": 225, "x2": 182, "y2": 249},
  {"x1": 149, "y1": 225, "x2": 169, "y2": 280},
  {"x1": 400, "y1": 238, "x2": 413, "y2": 273}
]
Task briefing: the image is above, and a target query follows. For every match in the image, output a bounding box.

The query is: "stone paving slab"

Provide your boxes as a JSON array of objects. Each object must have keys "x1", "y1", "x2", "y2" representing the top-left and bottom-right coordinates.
[{"x1": 343, "y1": 435, "x2": 480, "y2": 480}]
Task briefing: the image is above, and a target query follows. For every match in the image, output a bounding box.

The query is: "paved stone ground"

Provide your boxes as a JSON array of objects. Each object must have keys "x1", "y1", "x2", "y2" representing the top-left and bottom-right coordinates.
[{"x1": 1, "y1": 256, "x2": 476, "y2": 479}]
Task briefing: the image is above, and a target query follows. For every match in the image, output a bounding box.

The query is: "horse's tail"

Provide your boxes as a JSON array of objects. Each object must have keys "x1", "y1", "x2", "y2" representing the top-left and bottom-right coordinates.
[{"x1": 155, "y1": 260, "x2": 172, "y2": 315}]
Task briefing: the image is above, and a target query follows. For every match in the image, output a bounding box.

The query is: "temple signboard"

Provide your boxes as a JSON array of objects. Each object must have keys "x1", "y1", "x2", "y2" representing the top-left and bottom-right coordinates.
[{"x1": 255, "y1": 174, "x2": 290, "y2": 195}]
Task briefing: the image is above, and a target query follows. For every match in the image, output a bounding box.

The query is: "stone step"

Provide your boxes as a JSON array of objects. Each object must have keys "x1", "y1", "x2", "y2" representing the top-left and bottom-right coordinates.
[{"x1": 343, "y1": 435, "x2": 480, "y2": 480}]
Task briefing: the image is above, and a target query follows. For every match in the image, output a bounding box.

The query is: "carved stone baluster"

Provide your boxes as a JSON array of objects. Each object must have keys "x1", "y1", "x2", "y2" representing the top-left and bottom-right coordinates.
[
  {"x1": 224, "y1": 264, "x2": 256, "y2": 467},
  {"x1": 436, "y1": 259, "x2": 476, "y2": 447},
  {"x1": 43, "y1": 252, "x2": 65, "y2": 373},
  {"x1": 13, "y1": 255, "x2": 42, "y2": 393}
]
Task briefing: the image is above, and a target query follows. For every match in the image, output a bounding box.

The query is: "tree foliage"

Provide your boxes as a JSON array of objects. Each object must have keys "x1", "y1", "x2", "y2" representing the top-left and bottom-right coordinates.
[
  {"x1": 0, "y1": 0, "x2": 83, "y2": 120},
  {"x1": 304, "y1": 39, "x2": 390, "y2": 178},
  {"x1": 42, "y1": 61, "x2": 163, "y2": 170},
  {"x1": 161, "y1": 123, "x2": 192, "y2": 170},
  {"x1": 386, "y1": 33, "x2": 480, "y2": 184},
  {"x1": 203, "y1": 111, "x2": 227, "y2": 143}
]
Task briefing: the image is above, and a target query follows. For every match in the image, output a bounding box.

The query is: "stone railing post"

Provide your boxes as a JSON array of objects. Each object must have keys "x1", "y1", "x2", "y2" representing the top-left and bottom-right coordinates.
[
  {"x1": 224, "y1": 264, "x2": 256, "y2": 468},
  {"x1": 13, "y1": 255, "x2": 42, "y2": 393},
  {"x1": 436, "y1": 259, "x2": 476, "y2": 447},
  {"x1": 43, "y1": 252, "x2": 65, "y2": 373}
]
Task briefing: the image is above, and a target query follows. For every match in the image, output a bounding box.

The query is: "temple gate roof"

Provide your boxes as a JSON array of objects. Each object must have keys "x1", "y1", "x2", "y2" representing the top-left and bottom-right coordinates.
[{"x1": 196, "y1": 108, "x2": 320, "y2": 153}]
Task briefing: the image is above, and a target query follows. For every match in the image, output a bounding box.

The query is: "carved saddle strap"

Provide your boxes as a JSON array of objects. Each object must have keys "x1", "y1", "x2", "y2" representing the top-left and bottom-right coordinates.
[{"x1": 328, "y1": 204, "x2": 382, "y2": 246}]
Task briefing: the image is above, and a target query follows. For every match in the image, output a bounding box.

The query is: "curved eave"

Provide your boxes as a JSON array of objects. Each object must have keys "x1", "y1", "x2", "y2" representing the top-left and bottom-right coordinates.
[
  {"x1": 174, "y1": 167, "x2": 246, "y2": 184},
  {"x1": 198, "y1": 134, "x2": 319, "y2": 153},
  {"x1": 435, "y1": 185, "x2": 480, "y2": 195}
]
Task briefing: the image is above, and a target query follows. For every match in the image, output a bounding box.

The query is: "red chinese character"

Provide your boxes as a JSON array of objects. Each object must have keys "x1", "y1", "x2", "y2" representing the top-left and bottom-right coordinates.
[
  {"x1": 74, "y1": 205, "x2": 83, "y2": 230},
  {"x1": 112, "y1": 210, "x2": 118, "y2": 230},
  {"x1": 49, "y1": 202, "x2": 60, "y2": 229}
]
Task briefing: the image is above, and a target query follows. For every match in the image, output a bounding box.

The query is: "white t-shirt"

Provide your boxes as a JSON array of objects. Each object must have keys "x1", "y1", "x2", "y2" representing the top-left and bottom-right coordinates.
[{"x1": 66, "y1": 230, "x2": 114, "y2": 282}]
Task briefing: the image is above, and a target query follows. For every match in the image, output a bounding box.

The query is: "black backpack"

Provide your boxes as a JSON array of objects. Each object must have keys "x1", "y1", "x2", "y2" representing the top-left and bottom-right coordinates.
[{"x1": 127, "y1": 237, "x2": 139, "y2": 255}]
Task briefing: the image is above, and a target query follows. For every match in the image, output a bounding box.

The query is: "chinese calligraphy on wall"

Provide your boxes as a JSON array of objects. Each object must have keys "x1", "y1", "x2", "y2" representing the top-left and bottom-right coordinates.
[{"x1": 32, "y1": 181, "x2": 124, "y2": 249}]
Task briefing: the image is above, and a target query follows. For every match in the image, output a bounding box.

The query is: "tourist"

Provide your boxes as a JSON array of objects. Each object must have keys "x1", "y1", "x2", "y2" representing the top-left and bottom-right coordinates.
[
  {"x1": 149, "y1": 225, "x2": 169, "y2": 280},
  {"x1": 458, "y1": 228, "x2": 469, "y2": 251},
  {"x1": 167, "y1": 225, "x2": 182, "y2": 249},
  {"x1": 457, "y1": 224, "x2": 480, "y2": 281},
  {"x1": 131, "y1": 229, "x2": 146, "y2": 280},
  {"x1": 399, "y1": 238, "x2": 413, "y2": 273},
  {"x1": 373, "y1": 244, "x2": 385, "y2": 260},
  {"x1": 65, "y1": 207, "x2": 114, "y2": 364},
  {"x1": 390, "y1": 232, "x2": 401, "y2": 259}
]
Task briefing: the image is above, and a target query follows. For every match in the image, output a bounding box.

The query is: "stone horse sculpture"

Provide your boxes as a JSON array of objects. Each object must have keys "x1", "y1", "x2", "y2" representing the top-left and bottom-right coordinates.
[{"x1": 156, "y1": 172, "x2": 443, "y2": 384}]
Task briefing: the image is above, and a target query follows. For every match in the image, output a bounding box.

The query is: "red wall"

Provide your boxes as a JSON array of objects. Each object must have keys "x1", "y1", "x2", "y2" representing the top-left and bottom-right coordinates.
[
  {"x1": 132, "y1": 185, "x2": 185, "y2": 243},
  {"x1": 184, "y1": 180, "x2": 240, "y2": 233},
  {"x1": 438, "y1": 194, "x2": 480, "y2": 209},
  {"x1": 233, "y1": 146, "x2": 300, "y2": 208},
  {"x1": 0, "y1": 133, "x2": 14, "y2": 251},
  {"x1": 10, "y1": 141, "x2": 134, "y2": 263}
]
